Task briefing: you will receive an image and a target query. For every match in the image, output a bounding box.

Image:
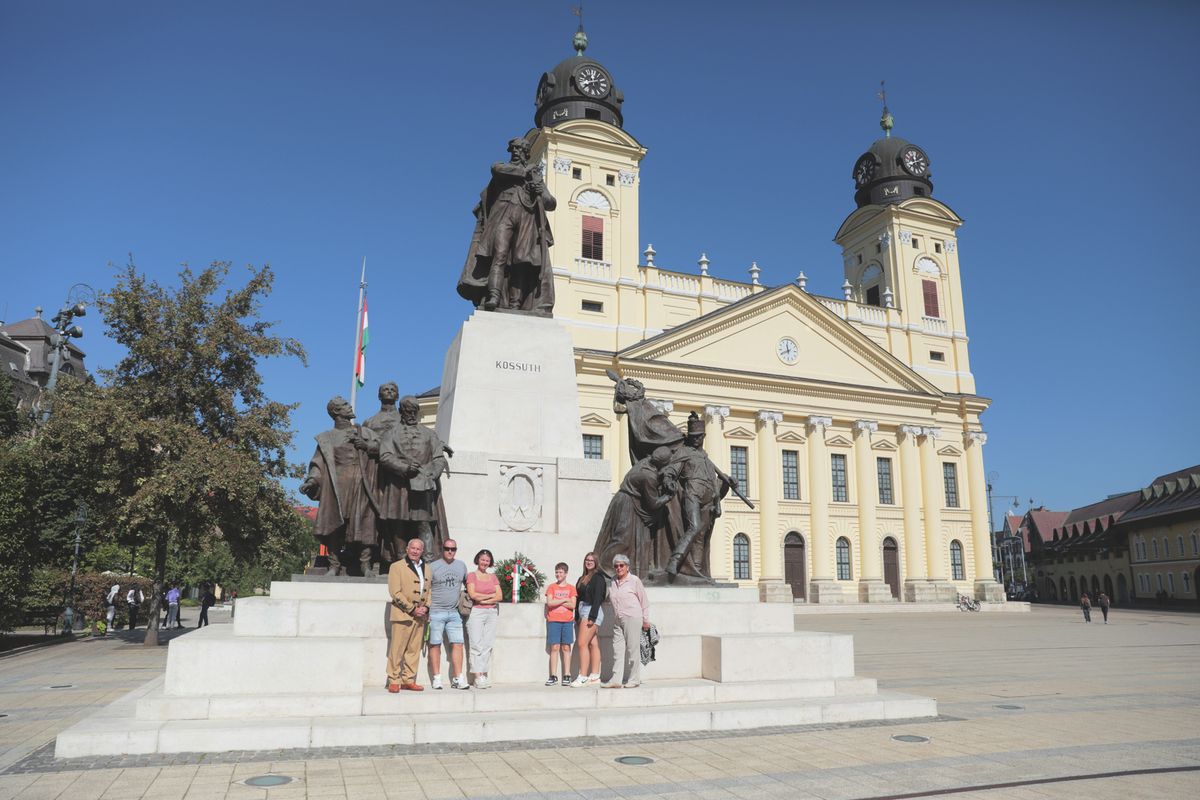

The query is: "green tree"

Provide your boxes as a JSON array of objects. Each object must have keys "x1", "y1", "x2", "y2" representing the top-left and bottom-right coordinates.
[{"x1": 35, "y1": 262, "x2": 307, "y2": 645}]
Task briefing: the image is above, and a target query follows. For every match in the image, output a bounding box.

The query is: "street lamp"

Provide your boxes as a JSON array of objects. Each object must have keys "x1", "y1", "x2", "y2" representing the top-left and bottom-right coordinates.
[
  {"x1": 39, "y1": 284, "x2": 94, "y2": 424},
  {"x1": 62, "y1": 501, "x2": 87, "y2": 633}
]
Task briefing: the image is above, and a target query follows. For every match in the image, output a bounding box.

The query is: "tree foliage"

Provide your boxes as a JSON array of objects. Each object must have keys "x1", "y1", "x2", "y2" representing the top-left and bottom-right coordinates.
[{"x1": 0, "y1": 262, "x2": 310, "y2": 641}]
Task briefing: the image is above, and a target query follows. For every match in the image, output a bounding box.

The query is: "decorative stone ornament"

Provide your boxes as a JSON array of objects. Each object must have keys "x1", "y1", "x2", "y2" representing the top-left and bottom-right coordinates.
[{"x1": 498, "y1": 463, "x2": 544, "y2": 532}]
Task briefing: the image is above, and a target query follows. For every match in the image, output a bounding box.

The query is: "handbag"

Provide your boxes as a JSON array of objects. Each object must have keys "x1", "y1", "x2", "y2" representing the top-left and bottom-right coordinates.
[{"x1": 458, "y1": 584, "x2": 474, "y2": 617}]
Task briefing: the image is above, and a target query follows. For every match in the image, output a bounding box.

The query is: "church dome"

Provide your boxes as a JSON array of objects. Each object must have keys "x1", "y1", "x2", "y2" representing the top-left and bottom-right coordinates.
[
  {"x1": 534, "y1": 29, "x2": 624, "y2": 129},
  {"x1": 851, "y1": 108, "x2": 934, "y2": 207}
]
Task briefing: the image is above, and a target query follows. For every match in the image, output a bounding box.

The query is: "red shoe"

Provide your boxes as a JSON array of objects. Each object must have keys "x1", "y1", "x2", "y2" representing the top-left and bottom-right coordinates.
[
  {"x1": 387, "y1": 683, "x2": 400, "y2": 694},
  {"x1": 401, "y1": 683, "x2": 424, "y2": 692}
]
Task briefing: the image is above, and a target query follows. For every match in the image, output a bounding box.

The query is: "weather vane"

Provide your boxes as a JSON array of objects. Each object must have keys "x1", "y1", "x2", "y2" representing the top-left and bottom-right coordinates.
[{"x1": 877, "y1": 80, "x2": 894, "y2": 137}]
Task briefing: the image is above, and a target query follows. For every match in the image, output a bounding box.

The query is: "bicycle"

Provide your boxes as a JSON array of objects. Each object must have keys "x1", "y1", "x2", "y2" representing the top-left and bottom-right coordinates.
[{"x1": 957, "y1": 594, "x2": 980, "y2": 612}]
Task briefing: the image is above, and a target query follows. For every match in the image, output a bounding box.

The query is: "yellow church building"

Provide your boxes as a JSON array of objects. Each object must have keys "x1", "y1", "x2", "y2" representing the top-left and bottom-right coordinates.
[{"x1": 426, "y1": 31, "x2": 1000, "y2": 603}]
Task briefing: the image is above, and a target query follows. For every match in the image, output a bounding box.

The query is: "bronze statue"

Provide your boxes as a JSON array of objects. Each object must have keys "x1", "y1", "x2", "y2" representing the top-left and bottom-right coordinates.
[
  {"x1": 592, "y1": 447, "x2": 674, "y2": 578},
  {"x1": 457, "y1": 134, "x2": 556, "y2": 315},
  {"x1": 604, "y1": 372, "x2": 752, "y2": 585},
  {"x1": 377, "y1": 396, "x2": 451, "y2": 563},
  {"x1": 299, "y1": 396, "x2": 379, "y2": 576},
  {"x1": 360, "y1": 382, "x2": 401, "y2": 575}
]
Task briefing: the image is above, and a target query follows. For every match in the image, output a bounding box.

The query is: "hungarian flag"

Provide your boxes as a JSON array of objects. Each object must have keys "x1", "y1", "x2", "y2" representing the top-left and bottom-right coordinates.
[{"x1": 354, "y1": 294, "x2": 369, "y2": 389}]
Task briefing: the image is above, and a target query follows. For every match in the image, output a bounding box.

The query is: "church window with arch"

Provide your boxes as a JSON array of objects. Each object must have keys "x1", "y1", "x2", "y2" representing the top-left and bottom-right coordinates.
[
  {"x1": 859, "y1": 263, "x2": 885, "y2": 307},
  {"x1": 581, "y1": 215, "x2": 604, "y2": 261},
  {"x1": 733, "y1": 533, "x2": 751, "y2": 580},
  {"x1": 836, "y1": 537, "x2": 852, "y2": 580},
  {"x1": 921, "y1": 279, "x2": 940, "y2": 318},
  {"x1": 950, "y1": 540, "x2": 965, "y2": 580}
]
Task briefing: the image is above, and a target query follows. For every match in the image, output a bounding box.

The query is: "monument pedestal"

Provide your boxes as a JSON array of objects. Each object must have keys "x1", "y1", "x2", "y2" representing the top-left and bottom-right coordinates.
[
  {"x1": 54, "y1": 581, "x2": 936, "y2": 757},
  {"x1": 758, "y1": 579, "x2": 794, "y2": 603},
  {"x1": 434, "y1": 311, "x2": 611, "y2": 569}
]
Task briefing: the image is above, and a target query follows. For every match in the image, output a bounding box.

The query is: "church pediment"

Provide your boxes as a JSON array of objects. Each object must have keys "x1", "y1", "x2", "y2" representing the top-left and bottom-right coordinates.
[
  {"x1": 825, "y1": 434, "x2": 853, "y2": 448},
  {"x1": 871, "y1": 439, "x2": 898, "y2": 451},
  {"x1": 580, "y1": 412, "x2": 611, "y2": 428},
  {"x1": 776, "y1": 430, "x2": 806, "y2": 443},
  {"x1": 937, "y1": 444, "x2": 963, "y2": 457},
  {"x1": 724, "y1": 426, "x2": 756, "y2": 440},
  {"x1": 619, "y1": 285, "x2": 942, "y2": 397}
]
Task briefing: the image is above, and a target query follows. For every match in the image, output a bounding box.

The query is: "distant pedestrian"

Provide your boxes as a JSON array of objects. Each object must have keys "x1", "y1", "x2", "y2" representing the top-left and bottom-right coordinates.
[
  {"x1": 126, "y1": 586, "x2": 144, "y2": 630},
  {"x1": 1080, "y1": 591, "x2": 1091, "y2": 623},
  {"x1": 165, "y1": 584, "x2": 182, "y2": 629},
  {"x1": 104, "y1": 584, "x2": 120, "y2": 634},
  {"x1": 198, "y1": 585, "x2": 215, "y2": 627},
  {"x1": 1097, "y1": 592, "x2": 1110, "y2": 624}
]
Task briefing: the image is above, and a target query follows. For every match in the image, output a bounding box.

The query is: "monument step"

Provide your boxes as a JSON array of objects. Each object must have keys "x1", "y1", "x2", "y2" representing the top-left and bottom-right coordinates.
[
  {"x1": 63, "y1": 681, "x2": 934, "y2": 756},
  {"x1": 268, "y1": 579, "x2": 764, "y2": 603}
]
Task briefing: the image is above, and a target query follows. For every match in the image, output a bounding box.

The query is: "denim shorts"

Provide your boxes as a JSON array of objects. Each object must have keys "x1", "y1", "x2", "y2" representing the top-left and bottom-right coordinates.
[
  {"x1": 428, "y1": 608, "x2": 464, "y2": 646},
  {"x1": 577, "y1": 602, "x2": 605, "y2": 627},
  {"x1": 546, "y1": 620, "x2": 575, "y2": 646}
]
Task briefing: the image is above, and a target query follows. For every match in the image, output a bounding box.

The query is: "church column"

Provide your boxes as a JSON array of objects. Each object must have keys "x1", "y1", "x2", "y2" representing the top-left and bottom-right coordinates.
[
  {"x1": 703, "y1": 405, "x2": 729, "y2": 471},
  {"x1": 854, "y1": 420, "x2": 890, "y2": 602},
  {"x1": 898, "y1": 425, "x2": 934, "y2": 602},
  {"x1": 965, "y1": 431, "x2": 1004, "y2": 602},
  {"x1": 806, "y1": 416, "x2": 846, "y2": 603},
  {"x1": 918, "y1": 427, "x2": 954, "y2": 601},
  {"x1": 756, "y1": 411, "x2": 790, "y2": 601}
]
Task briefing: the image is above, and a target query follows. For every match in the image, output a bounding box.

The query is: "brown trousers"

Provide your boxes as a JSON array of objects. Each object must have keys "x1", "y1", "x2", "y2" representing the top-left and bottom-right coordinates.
[{"x1": 387, "y1": 619, "x2": 426, "y2": 684}]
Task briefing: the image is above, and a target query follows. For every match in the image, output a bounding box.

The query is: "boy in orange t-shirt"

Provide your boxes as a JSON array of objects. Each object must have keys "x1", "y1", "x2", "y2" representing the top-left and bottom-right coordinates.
[{"x1": 544, "y1": 562, "x2": 577, "y2": 686}]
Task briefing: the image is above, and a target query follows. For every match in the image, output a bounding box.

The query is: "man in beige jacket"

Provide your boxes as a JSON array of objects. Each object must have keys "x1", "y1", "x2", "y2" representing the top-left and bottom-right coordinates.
[{"x1": 387, "y1": 537, "x2": 431, "y2": 692}]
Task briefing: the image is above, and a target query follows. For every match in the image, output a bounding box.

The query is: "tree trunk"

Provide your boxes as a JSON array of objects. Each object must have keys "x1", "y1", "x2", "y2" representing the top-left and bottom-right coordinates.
[{"x1": 141, "y1": 529, "x2": 168, "y2": 646}]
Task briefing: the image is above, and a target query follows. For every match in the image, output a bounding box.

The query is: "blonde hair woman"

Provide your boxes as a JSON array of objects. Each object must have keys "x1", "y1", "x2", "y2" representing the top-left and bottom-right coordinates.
[{"x1": 570, "y1": 551, "x2": 607, "y2": 686}]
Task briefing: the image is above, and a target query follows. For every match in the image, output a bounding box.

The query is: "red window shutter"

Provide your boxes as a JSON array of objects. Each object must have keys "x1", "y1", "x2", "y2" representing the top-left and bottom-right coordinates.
[
  {"x1": 581, "y1": 216, "x2": 604, "y2": 261},
  {"x1": 922, "y1": 279, "x2": 940, "y2": 318}
]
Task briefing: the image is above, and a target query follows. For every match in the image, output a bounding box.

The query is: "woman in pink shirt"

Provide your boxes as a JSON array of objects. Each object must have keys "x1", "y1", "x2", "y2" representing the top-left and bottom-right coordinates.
[{"x1": 466, "y1": 549, "x2": 503, "y2": 688}]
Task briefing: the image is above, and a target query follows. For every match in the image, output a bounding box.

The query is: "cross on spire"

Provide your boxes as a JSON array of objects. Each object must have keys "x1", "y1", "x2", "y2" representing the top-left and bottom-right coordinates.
[{"x1": 877, "y1": 80, "x2": 894, "y2": 137}]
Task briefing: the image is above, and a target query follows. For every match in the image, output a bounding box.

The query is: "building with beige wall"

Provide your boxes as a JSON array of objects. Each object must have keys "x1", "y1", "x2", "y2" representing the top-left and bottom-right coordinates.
[
  {"x1": 423, "y1": 33, "x2": 1000, "y2": 603},
  {"x1": 1124, "y1": 466, "x2": 1200, "y2": 604}
]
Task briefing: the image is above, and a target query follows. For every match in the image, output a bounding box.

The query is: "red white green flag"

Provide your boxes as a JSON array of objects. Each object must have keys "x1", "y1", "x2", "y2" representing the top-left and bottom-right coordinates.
[{"x1": 354, "y1": 294, "x2": 369, "y2": 389}]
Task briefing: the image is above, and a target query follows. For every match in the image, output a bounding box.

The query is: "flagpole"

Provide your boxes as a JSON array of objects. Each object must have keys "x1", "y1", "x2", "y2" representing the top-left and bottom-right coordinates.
[{"x1": 350, "y1": 258, "x2": 366, "y2": 414}]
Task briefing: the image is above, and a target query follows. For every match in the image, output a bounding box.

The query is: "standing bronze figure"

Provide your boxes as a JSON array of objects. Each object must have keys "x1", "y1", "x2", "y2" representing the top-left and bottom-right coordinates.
[
  {"x1": 360, "y1": 381, "x2": 402, "y2": 575},
  {"x1": 457, "y1": 134, "x2": 557, "y2": 315},
  {"x1": 377, "y1": 396, "x2": 451, "y2": 563},
  {"x1": 592, "y1": 446, "x2": 674, "y2": 578},
  {"x1": 299, "y1": 397, "x2": 379, "y2": 576}
]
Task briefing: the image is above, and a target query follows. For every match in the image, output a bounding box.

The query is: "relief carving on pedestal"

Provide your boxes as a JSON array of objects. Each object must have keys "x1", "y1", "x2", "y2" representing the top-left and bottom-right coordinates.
[{"x1": 498, "y1": 464, "x2": 544, "y2": 532}]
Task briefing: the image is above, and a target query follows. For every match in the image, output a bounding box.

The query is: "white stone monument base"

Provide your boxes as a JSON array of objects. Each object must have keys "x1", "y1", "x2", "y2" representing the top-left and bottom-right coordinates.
[{"x1": 54, "y1": 580, "x2": 937, "y2": 757}]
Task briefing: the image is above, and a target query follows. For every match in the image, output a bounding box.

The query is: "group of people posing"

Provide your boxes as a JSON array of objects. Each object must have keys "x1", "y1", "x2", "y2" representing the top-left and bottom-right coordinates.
[{"x1": 386, "y1": 538, "x2": 652, "y2": 692}]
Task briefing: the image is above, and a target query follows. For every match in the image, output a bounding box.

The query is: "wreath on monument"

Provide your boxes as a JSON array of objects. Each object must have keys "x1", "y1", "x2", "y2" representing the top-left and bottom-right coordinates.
[{"x1": 492, "y1": 553, "x2": 546, "y2": 603}]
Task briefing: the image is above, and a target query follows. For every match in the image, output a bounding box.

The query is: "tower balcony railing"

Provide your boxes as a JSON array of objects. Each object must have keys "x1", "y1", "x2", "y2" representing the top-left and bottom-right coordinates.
[
  {"x1": 572, "y1": 257, "x2": 613, "y2": 281},
  {"x1": 921, "y1": 315, "x2": 949, "y2": 335}
]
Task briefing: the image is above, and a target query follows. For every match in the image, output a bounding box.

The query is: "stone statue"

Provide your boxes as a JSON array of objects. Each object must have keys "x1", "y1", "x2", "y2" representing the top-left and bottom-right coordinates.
[
  {"x1": 592, "y1": 447, "x2": 674, "y2": 578},
  {"x1": 377, "y1": 395, "x2": 451, "y2": 564},
  {"x1": 457, "y1": 134, "x2": 557, "y2": 316},
  {"x1": 360, "y1": 381, "x2": 402, "y2": 575},
  {"x1": 299, "y1": 396, "x2": 379, "y2": 576}
]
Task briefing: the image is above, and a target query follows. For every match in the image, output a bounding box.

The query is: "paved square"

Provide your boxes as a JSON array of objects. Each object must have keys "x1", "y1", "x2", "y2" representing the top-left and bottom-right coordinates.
[{"x1": 1, "y1": 604, "x2": 1197, "y2": 799}]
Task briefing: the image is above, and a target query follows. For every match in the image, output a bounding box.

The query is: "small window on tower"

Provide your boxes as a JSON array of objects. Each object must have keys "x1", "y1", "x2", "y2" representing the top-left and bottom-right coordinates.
[
  {"x1": 912, "y1": 236, "x2": 922, "y2": 248},
  {"x1": 913, "y1": 187, "x2": 926, "y2": 196},
  {"x1": 934, "y1": 242, "x2": 943, "y2": 254},
  {"x1": 922, "y1": 279, "x2": 940, "y2": 318},
  {"x1": 585, "y1": 108, "x2": 601, "y2": 120},
  {"x1": 605, "y1": 174, "x2": 615, "y2": 186},
  {"x1": 857, "y1": 254, "x2": 863, "y2": 265},
  {"x1": 875, "y1": 243, "x2": 882, "y2": 254},
  {"x1": 581, "y1": 300, "x2": 604, "y2": 313},
  {"x1": 866, "y1": 285, "x2": 881, "y2": 307},
  {"x1": 581, "y1": 215, "x2": 604, "y2": 261},
  {"x1": 930, "y1": 351, "x2": 945, "y2": 362},
  {"x1": 572, "y1": 167, "x2": 582, "y2": 180}
]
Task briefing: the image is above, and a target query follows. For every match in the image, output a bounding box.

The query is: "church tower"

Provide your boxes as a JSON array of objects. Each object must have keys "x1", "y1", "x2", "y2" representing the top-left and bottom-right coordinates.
[
  {"x1": 833, "y1": 100, "x2": 975, "y2": 395},
  {"x1": 529, "y1": 27, "x2": 649, "y2": 352}
]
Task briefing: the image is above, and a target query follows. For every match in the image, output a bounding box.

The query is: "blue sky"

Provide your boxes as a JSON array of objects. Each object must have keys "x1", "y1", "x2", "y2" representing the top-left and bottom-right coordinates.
[{"x1": 3, "y1": 1, "x2": 1197, "y2": 519}]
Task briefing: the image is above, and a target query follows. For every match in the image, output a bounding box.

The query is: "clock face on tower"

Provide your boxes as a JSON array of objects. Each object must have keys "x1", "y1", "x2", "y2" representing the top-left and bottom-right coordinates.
[
  {"x1": 574, "y1": 65, "x2": 611, "y2": 98},
  {"x1": 853, "y1": 154, "x2": 877, "y2": 187},
  {"x1": 899, "y1": 146, "x2": 929, "y2": 177},
  {"x1": 777, "y1": 337, "x2": 799, "y2": 365}
]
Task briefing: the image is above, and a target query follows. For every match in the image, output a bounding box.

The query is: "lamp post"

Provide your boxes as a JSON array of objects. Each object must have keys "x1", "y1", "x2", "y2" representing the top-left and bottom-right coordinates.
[
  {"x1": 986, "y1": 472, "x2": 1022, "y2": 591},
  {"x1": 62, "y1": 502, "x2": 87, "y2": 633},
  {"x1": 40, "y1": 285, "x2": 93, "y2": 423}
]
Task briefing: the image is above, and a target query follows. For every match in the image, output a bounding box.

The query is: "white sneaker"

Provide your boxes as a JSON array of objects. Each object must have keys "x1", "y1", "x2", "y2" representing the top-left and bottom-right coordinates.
[
  {"x1": 587, "y1": 674, "x2": 601, "y2": 684},
  {"x1": 451, "y1": 676, "x2": 469, "y2": 690},
  {"x1": 431, "y1": 675, "x2": 443, "y2": 690},
  {"x1": 570, "y1": 676, "x2": 589, "y2": 687},
  {"x1": 476, "y1": 676, "x2": 490, "y2": 689}
]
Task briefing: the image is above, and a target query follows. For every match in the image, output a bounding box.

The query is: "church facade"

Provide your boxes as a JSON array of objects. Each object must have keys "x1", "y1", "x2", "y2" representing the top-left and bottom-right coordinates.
[{"x1": 426, "y1": 32, "x2": 1000, "y2": 603}]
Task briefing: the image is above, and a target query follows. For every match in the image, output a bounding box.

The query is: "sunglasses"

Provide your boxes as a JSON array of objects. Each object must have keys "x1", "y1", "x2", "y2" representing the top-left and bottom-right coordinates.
[{"x1": 443, "y1": 547, "x2": 457, "y2": 552}]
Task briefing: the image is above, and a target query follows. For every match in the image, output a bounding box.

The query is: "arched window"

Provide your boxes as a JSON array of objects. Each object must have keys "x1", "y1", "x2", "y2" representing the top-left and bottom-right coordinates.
[
  {"x1": 835, "y1": 537, "x2": 852, "y2": 580},
  {"x1": 859, "y1": 263, "x2": 884, "y2": 306},
  {"x1": 950, "y1": 540, "x2": 965, "y2": 580},
  {"x1": 1191, "y1": 533, "x2": 1198, "y2": 556},
  {"x1": 733, "y1": 533, "x2": 751, "y2": 580},
  {"x1": 1153, "y1": 539, "x2": 1159, "y2": 558},
  {"x1": 1183, "y1": 571, "x2": 1191, "y2": 595},
  {"x1": 1163, "y1": 537, "x2": 1170, "y2": 557}
]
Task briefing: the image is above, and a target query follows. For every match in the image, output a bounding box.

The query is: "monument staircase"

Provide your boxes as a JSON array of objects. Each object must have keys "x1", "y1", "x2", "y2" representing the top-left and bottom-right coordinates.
[{"x1": 56, "y1": 581, "x2": 935, "y2": 757}]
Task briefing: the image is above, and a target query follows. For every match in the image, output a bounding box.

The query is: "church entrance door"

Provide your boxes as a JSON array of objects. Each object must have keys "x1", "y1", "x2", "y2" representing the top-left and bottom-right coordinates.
[
  {"x1": 784, "y1": 533, "x2": 806, "y2": 600},
  {"x1": 882, "y1": 537, "x2": 900, "y2": 599}
]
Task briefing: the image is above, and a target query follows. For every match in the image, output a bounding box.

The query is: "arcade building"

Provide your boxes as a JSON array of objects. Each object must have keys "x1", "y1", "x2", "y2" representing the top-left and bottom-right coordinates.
[{"x1": 422, "y1": 30, "x2": 999, "y2": 603}]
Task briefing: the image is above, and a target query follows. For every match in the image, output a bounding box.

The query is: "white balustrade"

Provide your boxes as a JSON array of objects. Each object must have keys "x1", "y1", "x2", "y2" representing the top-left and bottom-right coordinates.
[
  {"x1": 922, "y1": 316, "x2": 949, "y2": 335},
  {"x1": 818, "y1": 297, "x2": 847, "y2": 318},
  {"x1": 573, "y1": 257, "x2": 613, "y2": 280},
  {"x1": 714, "y1": 280, "x2": 752, "y2": 301}
]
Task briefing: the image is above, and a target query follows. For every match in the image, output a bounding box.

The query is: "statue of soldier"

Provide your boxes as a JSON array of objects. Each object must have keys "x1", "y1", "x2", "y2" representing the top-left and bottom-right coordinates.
[
  {"x1": 593, "y1": 446, "x2": 675, "y2": 579},
  {"x1": 299, "y1": 396, "x2": 379, "y2": 576},
  {"x1": 658, "y1": 412, "x2": 741, "y2": 583},
  {"x1": 377, "y1": 396, "x2": 451, "y2": 564},
  {"x1": 360, "y1": 381, "x2": 402, "y2": 576},
  {"x1": 457, "y1": 134, "x2": 557, "y2": 315}
]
